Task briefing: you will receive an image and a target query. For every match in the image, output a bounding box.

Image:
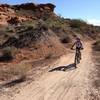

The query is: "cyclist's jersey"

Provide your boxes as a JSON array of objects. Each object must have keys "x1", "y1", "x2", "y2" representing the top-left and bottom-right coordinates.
[{"x1": 75, "y1": 41, "x2": 83, "y2": 48}]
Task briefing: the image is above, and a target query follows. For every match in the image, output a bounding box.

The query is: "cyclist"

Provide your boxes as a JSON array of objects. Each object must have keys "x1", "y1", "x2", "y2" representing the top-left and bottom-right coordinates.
[{"x1": 71, "y1": 37, "x2": 83, "y2": 67}]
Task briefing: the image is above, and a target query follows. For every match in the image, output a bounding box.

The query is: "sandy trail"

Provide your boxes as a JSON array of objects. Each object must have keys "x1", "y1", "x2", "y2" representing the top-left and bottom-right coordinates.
[{"x1": 0, "y1": 42, "x2": 99, "y2": 100}]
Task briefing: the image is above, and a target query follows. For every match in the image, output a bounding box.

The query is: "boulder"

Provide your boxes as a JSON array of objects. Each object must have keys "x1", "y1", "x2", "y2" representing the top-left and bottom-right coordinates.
[{"x1": 7, "y1": 16, "x2": 20, "y2": 25}]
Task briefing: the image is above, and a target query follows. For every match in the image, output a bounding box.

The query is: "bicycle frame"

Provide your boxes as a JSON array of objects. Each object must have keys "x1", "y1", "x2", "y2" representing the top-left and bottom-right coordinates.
[{"x1": 74, "y1": 48, "x2": 81, "y2": 65}]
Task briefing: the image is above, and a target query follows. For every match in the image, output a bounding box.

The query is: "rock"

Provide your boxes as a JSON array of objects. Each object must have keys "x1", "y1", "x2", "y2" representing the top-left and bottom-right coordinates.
[
  {"x1": 38, "y1": 3, "x2": 56, "y2": 12},
  {"x1": 7, "y1": 17, "x2": 21, "y2": 25},
  {"x1": 13, "y1": 3, "x2": 55, "y2": 12}
]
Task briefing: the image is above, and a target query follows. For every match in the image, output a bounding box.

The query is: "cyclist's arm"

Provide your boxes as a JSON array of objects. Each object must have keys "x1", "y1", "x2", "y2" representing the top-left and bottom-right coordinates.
[
  {"x1": 80, "y1": 41, "x2": 84, "y2": 49},
  {"x1": 71, "y1": 42, "x2": 76, "y2": 49}
]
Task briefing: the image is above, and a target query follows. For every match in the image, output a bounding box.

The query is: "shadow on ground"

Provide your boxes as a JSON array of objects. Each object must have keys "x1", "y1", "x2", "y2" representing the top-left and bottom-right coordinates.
[
  {"x1": 49, "y1": 63, "x2": 76, "y2": 72},
  {"x1": 0, "y1": 55, "x2": 13, "y2": 62},
  {"x1": 0, "y1": 76, "x2": 26, "y2": 89}
]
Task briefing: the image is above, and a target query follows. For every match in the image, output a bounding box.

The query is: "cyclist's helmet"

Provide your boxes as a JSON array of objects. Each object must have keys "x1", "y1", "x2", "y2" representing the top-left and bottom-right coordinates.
[{"x1": 76, "y1": 37, "x2": 80, "y2": 41}]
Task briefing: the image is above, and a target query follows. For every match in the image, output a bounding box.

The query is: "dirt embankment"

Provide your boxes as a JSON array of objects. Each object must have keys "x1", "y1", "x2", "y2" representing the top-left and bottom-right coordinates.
[
  {"x1": 0, "y1": 3, "x2": 67, "y2": 86},
  {"x1": 91, "y1": 43, "x2": 100, "y2": 98}
]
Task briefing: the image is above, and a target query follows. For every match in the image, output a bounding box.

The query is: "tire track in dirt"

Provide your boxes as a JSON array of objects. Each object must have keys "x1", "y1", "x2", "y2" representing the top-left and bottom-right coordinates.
[{"x1": 36, "y1": 54, "x2": 80, "y2": 100}]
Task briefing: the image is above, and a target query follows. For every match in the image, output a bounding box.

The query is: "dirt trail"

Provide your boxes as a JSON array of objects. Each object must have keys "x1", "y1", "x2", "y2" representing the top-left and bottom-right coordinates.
[{"x1": 0, "y1": 42, "x2": 99, "y2": 100}]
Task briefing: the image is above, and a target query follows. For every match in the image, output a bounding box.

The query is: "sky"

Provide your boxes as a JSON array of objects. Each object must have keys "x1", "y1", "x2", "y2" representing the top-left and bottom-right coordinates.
[{"x1": 0, "y1": 0, "x2": 100, "y2": 26}]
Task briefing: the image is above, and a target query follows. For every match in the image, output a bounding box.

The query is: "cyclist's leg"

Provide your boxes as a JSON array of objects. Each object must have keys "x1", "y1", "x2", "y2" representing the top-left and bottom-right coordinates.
[
  {"x1": 77, "y1": 48, "x2": 80, "y2": 63},
  {"x1": 74, "y1": 48, "x2": 78, "y2": 68},
  {"x1": 74, "y1": 49, "x2": 77, "y2": 63},
  {"x1": 78, "y1": 48, "x2": 81, "y2": 60},
  {"x1": 74, "y1": 58, "x2": 77, "y2": 68}
]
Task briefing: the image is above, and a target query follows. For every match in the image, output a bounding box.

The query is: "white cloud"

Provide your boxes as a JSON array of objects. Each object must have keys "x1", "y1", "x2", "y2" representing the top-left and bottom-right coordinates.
[{"x1": 87, "y1": 19, "x2": 100, "y2": 26}]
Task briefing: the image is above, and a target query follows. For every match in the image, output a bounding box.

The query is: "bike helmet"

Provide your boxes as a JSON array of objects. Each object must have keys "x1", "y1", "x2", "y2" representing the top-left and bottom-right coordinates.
[{"x1": 76, "y1": 37, "x2": 80, "y2": 41}]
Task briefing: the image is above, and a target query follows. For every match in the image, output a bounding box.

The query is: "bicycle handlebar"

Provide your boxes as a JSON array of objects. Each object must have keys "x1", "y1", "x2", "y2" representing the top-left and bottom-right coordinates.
[{"x1": 71, "y1": 48, "x2": 84, "y2": 50}]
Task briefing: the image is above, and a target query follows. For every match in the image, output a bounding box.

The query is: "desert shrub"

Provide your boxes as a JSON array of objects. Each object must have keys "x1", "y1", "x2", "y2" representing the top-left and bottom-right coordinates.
[
  {"x1": 5, "y1": 26, "x2": 15, "y2": 33},
  {"x1": 93, "y1": 40, "x2": 100, "y2": 51},
  {"x1": 3, "y1": 46, "x2": 17, "y2": 56},
  {"x1": 21, "y1": 20, "x2": 38, "y2": 29},
  {"x1": 3, "y1": 46, "x2": 13, "y2": 56},
  {"x1": 13, "y1": 63, "x2": 32, "y2": 76},
  {"x1": 11, "y1": 46, "x2": 18, "y2": 56},
  {"x1": 70, "y1": 19, "x2": 87, "y2": 28},
  {"x1": 37, "y1": 20, "x2": 48, "y2": 30},
  {"x1": 6, "y1": 29, "x2": 14, "y2": 33},
  {"x1": 0, "y1": 62, "x2": 32, "y2": 82},
  {"x1": 60, "y1": 36, "x2": 71, "y2": 43},
  {"x1": 0, "y1": 46, "x2": 17, "y2": 61},
  {"x1": 44, "y1": 17, "x2": 64, "y2": 29},
  {"x1": 45, "y1": 53, "x2": 53, "y2": 59}
]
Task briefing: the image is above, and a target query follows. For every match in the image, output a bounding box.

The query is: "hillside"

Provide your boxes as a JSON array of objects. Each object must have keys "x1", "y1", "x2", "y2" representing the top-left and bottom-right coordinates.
[{"x1": 0, "y1": 3, "x2": 67, "y2": 61}]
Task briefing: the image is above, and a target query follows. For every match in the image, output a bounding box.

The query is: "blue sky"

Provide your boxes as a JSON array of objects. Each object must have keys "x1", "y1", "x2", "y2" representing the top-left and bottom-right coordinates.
[{"x1": 0, "y1": 0, "x2": 100, "y2": 26}]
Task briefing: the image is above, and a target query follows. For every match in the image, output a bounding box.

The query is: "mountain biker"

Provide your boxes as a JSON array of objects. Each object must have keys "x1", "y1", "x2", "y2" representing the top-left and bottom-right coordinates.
[{"x1": 71, "y1": 37, "x2": 83, "y2": 66}]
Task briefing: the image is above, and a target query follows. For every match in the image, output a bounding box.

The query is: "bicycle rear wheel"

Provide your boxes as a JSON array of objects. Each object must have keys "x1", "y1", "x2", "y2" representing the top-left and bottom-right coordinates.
[{"x1": 74, "y1": 49, "x2": 80, "y2": 65}]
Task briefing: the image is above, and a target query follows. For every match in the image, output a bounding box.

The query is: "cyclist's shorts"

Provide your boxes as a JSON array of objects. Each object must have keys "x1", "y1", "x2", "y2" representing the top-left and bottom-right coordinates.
[{"x1": 76, "y1": 47, "x2": 81, "y2": 50}]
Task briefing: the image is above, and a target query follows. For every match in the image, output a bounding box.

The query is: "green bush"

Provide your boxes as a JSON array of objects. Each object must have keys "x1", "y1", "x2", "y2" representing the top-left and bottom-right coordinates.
[
  {"x1": 1, "y1": 46, "x2": 18, "y2": 61},
  {"x1": 70, "y1": 19, "x2": 87, "y2": 28},
  {"x1": 44, "y1": 17, "x2": 64, "y2": 29},
  {"x1": 21, "y1": 20, "x2": 38, "y2": 29},
  {"x1": 3, "y1": 47, "x2": 12, "y2": 56}
]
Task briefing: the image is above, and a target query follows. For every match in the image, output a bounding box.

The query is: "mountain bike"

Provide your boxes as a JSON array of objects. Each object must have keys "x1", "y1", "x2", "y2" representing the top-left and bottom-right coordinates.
[
  {"x1": 74, "y1": 48, "x2": 81, "y2": 68},
  {"x1": 71, "y1": 47, "x2": 83, "y2": 68}
]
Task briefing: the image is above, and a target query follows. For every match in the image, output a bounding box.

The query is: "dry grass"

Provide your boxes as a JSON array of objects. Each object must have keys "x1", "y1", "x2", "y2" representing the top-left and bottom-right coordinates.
[
  {"x1": 0, "y1": 54, "x2": 58, "y2": 87},
  {"x1": 45, "y1": 53, "x2": 53, "y2": 59},
  {"x1": 0, "y1": 62, "x2": 32, "y2": 82}
]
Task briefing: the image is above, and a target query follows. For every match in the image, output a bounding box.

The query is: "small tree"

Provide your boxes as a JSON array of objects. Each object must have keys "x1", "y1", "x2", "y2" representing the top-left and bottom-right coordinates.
[{"x1": 1, "y1": 46, "x2": 17, "y2": 61}]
